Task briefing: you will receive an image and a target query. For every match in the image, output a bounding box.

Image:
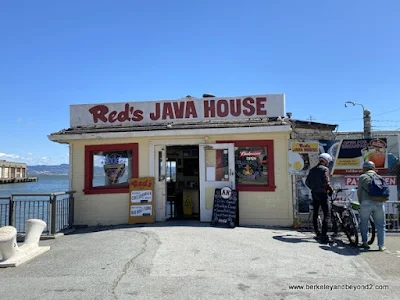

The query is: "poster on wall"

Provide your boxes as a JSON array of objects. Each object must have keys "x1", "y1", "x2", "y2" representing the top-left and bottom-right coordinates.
[
  {"x1": 288, "y1": 140, "x2": 340, "y2": 175},
  {"x1": 294, "y1": 175, "x2": 312, "y2": 213},
  {"x1": 289, "y1": 138, "x2": 389, "y2": 176},
  {"x1": 128, "y1": 177, "x2": 155, "y2": 224},
  {"x1": 332, "y1": 138, "x2": 388, "y2": 175}
]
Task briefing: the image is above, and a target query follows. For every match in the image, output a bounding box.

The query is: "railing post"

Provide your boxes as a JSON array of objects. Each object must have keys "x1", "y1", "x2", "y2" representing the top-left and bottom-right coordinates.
[
  {"x1": 50, "y1": 195, "x2": 57, "y2": 235},
  {"x1": 68, "y1": 193, "x2": 75, "y2": 228},
  {"x1": 8, "y1": 196, "x2": 14, "y2": 227}
]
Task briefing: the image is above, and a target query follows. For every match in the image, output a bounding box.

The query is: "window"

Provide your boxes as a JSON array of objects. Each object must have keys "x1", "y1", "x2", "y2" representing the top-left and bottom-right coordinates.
[
  {"x1": 84, "y1": 143, "x2": 139, "y2": 194},
  {"x1": 217, "y1": 140, "x2": 275, "y2": 191},
  {"x1": 166, "y1": 160, "x2": 177, "y2": 182}
]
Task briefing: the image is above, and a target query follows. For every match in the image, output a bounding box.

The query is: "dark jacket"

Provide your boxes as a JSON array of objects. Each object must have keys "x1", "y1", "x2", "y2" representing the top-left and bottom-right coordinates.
[{"x1": 305, "y1": 163, "x2": 333, "y2": 194}]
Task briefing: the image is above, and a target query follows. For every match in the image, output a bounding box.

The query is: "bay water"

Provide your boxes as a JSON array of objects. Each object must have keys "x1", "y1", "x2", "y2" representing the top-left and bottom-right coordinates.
[{"x1": 0, "y1": 175, "x2": 70, "y2": 197}]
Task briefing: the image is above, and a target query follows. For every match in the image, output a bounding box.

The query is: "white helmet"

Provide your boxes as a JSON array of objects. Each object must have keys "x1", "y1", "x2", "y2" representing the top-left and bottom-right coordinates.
[{"x1": 319, "y1": 153, "x2": 332, "y2": 163}]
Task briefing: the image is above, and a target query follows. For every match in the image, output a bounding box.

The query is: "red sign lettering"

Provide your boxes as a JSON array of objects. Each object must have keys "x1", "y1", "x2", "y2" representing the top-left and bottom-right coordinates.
[
  {"x1": 131, "y1": 179, "x2": 152, "y2": 188},
  {"x1": 150, "y1": 101, "x2": 198, "y2": 121},
  {"x1": 89, "y1": 104, "x2": 144, "y2": 123},
  {"x1": 87, "y1": 96, "x2": 270, "y2": 125},
  {"x1": 203, "y1": 97, "x2": 267, "y2": 118},
  {"x1": 345, "y1": 176, "x2": 397, "y2": 186}
]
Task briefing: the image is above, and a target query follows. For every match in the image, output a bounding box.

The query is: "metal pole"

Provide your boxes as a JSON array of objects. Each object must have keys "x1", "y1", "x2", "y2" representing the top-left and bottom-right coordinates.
[
  {"x1": 8, "y1": 196, "x2": 14, "y2": 226},
  {"x1": 50, "y1": 195, "x2": 57, "y2": 235},
  {"x1": 68, "y1": 193, "x2": 75, "y2": 228}
]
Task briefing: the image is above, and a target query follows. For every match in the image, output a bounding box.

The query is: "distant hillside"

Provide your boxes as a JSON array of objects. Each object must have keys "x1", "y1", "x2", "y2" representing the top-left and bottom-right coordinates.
[{"x1": 27, "y1": 164, "x2": 104, "y2": 176}]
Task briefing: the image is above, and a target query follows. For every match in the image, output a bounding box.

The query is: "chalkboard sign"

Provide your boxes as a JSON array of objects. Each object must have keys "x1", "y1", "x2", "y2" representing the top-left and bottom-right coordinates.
[{"x1": 211, "y1": 187, "x2": 239, "y2": 228}]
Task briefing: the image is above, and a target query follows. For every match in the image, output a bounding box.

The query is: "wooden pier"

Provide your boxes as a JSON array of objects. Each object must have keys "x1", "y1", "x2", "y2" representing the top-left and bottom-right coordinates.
[{"x1": 0, "y1": 177, "x2": 38, "y2": 184}]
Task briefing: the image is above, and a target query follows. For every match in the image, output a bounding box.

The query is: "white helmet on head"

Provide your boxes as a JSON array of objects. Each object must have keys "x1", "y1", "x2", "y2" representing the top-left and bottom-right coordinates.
[{"x1": 319, "y1": 153, "x2": 332, "y2": 163}]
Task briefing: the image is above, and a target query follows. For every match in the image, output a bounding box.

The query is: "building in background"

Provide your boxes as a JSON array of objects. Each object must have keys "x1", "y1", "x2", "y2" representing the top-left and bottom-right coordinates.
[{"x1": 0, "y1": 160, "x2": 27, "y2": 179}]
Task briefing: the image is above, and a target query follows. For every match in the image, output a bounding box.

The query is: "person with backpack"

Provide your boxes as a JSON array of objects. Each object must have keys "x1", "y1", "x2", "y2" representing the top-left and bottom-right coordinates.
[
  {"x1": 305, "y1": 153, "x2": 334, "y2": 243},
  {"x1": 357, "y1": 160, "x2": 389, "y2": 251}
]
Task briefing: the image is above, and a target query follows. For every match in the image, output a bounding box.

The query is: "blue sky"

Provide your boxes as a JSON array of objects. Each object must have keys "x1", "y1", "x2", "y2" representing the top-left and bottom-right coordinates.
[{"x1": 0, "y1": 0, "x2": 399, "y2": 165}]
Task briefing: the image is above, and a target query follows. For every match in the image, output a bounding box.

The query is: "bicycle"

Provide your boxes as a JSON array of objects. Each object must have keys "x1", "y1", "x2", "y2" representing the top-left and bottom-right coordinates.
[{"x1": 330, "y1": 188, "x2": 376, "y2": 246}]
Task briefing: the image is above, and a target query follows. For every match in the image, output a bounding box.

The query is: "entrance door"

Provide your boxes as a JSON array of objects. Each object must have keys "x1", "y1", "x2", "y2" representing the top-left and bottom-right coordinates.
[
  {"x1": 199, "y1": 143, "x2": 236, "y2": 222},
  {"x1": 154, "y1": 145, "x2": 167, "y2": 221}
]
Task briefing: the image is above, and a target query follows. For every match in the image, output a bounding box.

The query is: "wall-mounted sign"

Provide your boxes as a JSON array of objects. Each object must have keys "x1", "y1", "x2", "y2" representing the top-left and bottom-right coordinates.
[
  {"x1": 130, "y1": 205, "x2": 153, "y2": 217},
  {"x1": 128, "y1": 177, "x2": 155, "y2": 224},
  {"x1": 131, "y1": 190, "x2": 153, "y2": 203},
  {"x1": 291, "y1": 142, "x2": 319, "y2": 154},
  {"x1": 288, "y1": 138, "x2": 389, "y2": 176},
  {"x1": 333, "y1": 138, "x2": 388, "y2": 174},
  {"x1": 70, "y1": 94, "x2": 285, "y2": 127}
]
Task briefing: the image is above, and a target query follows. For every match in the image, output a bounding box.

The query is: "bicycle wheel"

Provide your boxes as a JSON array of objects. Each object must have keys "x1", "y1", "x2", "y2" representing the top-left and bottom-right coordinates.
[
  {"x1": 331, "y1": 212, "x2": 339, "y2": 236},
  {"x1": 344, "y1": 213, "x2": 359, "y2": 246},
  {"x1": 368, "y1": 216, "x2": 376, "y2": 245}
]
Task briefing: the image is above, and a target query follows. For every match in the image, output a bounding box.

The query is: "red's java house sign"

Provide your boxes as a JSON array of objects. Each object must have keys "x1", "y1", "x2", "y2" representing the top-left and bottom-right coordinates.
[{"x1": 70, "y1": 94, "x2": 285, "y2": 127}]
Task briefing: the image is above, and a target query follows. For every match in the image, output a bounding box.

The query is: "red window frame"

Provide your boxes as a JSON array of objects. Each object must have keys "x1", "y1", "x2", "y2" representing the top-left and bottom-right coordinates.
[
  {"x1": 217, "y1": 140, "x2": 275, "y2": 192},
  {"x1": 84, "y1": 143, "x2": 139, "y2": 194}
]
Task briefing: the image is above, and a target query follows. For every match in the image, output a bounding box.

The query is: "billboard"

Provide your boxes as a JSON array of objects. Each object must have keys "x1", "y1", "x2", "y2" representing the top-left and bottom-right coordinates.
[{"x1": 288, "y1": 138, "x2": 388, "y2": 176}]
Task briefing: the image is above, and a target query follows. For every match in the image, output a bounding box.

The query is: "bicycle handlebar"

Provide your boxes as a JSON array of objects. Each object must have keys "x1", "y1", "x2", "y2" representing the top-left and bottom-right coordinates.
[{"x1": 334, "y1": 187, "x2": 358, "y2": 192}]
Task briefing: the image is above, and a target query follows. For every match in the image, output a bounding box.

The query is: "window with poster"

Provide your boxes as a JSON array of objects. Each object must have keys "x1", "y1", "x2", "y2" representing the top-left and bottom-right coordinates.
[
  {"x1": 84, "y1": 143, "x2": 139, "y2": 194},
  {"x1": 217, "y1": 140, "x2": 275, "y2": 191}
]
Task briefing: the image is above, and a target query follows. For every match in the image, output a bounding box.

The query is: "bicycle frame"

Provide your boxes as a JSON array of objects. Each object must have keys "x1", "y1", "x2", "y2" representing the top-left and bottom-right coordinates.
[{"x1": 330, "y1": 188, "x2": 360, "y2": 245}]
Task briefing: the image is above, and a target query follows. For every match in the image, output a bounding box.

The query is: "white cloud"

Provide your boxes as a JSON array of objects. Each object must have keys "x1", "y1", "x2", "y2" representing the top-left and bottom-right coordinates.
[
  {"x1": 0, "y1": 152, "x2": 20, "y2": 160},
  {"x1": 0, "y1": 152, "x2": 69, "y2": 166}
]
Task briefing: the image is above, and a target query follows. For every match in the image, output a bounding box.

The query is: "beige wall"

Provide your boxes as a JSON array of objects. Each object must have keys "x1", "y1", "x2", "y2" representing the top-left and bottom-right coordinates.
[{"x1": 70, "y1": 131, "x2": 292, "y2": 227}]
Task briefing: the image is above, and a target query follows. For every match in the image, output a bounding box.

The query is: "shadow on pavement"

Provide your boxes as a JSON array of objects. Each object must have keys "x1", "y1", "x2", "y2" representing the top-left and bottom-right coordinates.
[
  {"x1": 272, "y1": 234, "x2": 319, "y2": 244},
  {"x1": 273, "y1": 233, "x2": 361, "y2": 256},
  {"x1": 66, "y1": 220, "x2": 239, "y2": 235},
  {"x1": 319, "y1": 238, "x2": 360, "y2": 256}
]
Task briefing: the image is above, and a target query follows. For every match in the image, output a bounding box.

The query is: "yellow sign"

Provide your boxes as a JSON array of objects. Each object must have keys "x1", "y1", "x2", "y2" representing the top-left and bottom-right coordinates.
[
  {"x1": 128, "y1": 177, "x2": 155, "y2": 224},
  {"x1": 291, "y1": 142, "x2": 319, "y2": 153},
  {"x1": 335, "y1": 158, "x2": 361, "y2": 167}
]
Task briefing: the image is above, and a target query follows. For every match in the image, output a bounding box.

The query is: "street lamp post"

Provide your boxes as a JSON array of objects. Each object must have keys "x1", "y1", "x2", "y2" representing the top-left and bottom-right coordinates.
[{"x1": 344, "y1": 101, "x2": 371, "y2": 139}]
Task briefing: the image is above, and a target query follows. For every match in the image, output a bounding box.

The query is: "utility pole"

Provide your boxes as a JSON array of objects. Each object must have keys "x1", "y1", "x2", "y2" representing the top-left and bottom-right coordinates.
[
  {"x1": 345, "y1": 102, "x2": 371, "y2": 139},
  {"x1": 363, "y1": 109, "x2": 372, "y2": 139}
]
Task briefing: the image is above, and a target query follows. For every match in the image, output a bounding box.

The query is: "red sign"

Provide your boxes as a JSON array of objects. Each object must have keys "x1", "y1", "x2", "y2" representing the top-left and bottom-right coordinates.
[
  {"x1": 239, "y1": 150, "x2": 263, "y2": 157},
  {"x1": 345, "y1": 176, "x2": 397, "y2": 186}
]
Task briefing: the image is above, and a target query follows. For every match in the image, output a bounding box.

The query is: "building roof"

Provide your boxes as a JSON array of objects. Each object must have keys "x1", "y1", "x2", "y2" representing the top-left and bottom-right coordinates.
[
  {"x1": 49, "y1": 117, "x2": 290, "y2": 136},
  {"x1": 49, "y1": 117, "x2": 340, "y2": 137},
  {"x1": 334, "y1": 130, "x2": 400, "y2": 139},
  {"x1": 289, "y1": 119, "x2": 338, "y2": 130},
  {"x1": 0, "y1": 160, "x2": 27, "y2": 167}
]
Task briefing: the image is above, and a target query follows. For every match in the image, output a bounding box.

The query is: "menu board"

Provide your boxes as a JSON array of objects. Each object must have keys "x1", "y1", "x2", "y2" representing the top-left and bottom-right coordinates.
[
  {"x1": 128, "y1": 177, "x2": 155, "y2": 224},
  {"x1": 211, "y1": 187, "x2": 239, "y2": 228}
]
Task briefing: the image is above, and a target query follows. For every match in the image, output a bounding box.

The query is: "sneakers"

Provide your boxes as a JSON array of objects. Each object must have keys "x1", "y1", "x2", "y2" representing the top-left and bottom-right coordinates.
[
  {"x1": 362, "y1": 242, "x2": 370, "y2": 250},
  {"x1": 379, "y1": 246, "x2": 387, "y2": 251}
]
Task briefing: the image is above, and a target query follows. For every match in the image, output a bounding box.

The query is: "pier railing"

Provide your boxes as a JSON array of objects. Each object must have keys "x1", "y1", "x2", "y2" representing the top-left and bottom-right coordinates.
[{"x1": 0, "y1": 191, "x2": 75, "y2": 235}]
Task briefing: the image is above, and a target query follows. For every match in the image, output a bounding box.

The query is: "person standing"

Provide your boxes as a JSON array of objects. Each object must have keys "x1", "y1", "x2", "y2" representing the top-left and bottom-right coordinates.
[
  {"x1": 357, "y1": 161, "x2": 387, "y2": 251},
  {"x1": 306, "y1": 153, "x2": 334, "y2": 243}
]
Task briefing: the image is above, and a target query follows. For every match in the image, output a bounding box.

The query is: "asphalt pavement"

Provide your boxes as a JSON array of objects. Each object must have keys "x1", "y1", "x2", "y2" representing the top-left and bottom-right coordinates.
[{"x1": 1, "y1": 222, "x2": 399, "y2": 300}]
